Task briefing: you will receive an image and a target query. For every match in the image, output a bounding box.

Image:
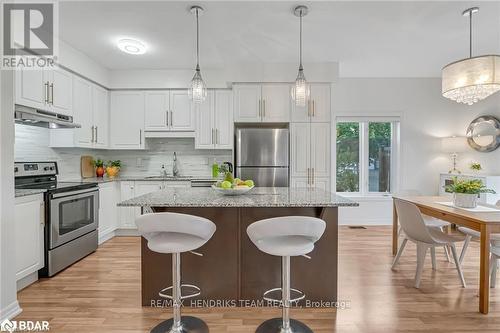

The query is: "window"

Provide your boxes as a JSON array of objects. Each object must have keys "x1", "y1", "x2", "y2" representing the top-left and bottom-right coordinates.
[{"x1": 336, "y1": 118, "x2": 399, "y2": 194}]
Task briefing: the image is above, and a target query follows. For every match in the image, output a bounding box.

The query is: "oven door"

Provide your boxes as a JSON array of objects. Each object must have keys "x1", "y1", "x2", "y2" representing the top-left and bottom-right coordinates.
[{"x1": 49, "y1": 188, "x2": 99, "y2": 249}]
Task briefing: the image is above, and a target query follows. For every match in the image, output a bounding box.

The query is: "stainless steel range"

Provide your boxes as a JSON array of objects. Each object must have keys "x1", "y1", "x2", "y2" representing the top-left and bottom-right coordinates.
[{"x1": 15, "y1": 162, "x2": 99, "y2": 277}]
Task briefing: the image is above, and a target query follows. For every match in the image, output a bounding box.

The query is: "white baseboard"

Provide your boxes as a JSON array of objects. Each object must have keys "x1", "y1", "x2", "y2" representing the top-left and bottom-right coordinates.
[
  {"x1": 114, "y1": 228, "x2": 140, "y2": 236},
  {"x1": 0, "y1": 300, "x2": 22, "y2": 321},
  {"x1": 98, "y1": 230, "x2": 116, "y2": 245},
  {"x1": 16, "y1": 272, "x2": 38, "y2": 291}
]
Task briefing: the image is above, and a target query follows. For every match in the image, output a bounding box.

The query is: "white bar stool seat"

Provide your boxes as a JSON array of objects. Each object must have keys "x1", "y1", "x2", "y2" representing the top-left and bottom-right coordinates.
[
  {"x1": 136, "y1": 212, "x2": 216, "y2": 333},
  {"x1": 247, "y1": 216, "x2": 326, "y2": 333}
]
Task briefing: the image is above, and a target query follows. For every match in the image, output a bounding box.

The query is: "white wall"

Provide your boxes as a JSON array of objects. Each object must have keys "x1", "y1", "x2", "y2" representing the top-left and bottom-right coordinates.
[
  {"x1": 334, "y1": 78, "x2": 500, "y2": 225},
  {"x1": 0, "y1": 70, "x2": 21, "y2": 320}
]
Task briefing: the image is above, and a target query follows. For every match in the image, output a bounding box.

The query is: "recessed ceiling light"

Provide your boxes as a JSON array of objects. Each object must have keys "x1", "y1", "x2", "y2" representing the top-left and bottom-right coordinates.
[{"x1": 117, "y1": 38, "x2": 146, "y2": 55}]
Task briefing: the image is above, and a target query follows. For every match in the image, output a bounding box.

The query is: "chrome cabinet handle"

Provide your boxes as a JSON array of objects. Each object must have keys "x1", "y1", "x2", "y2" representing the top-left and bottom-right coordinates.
[
  {"x1": 95, "y1": 126, "x2": 98, "y2": 143},
  {"x1": 139, "y1": 129, "x2": 142, "y2": 145},
  {"x1": 307, "y1": 100, "x2": 311, "y2": 117},
  {"x1": 49, "y1": 83, "x2": 54, "y2": 104},
  {"x1": 166, "y1": 110, "x2": 169, "y2": 127},
  {"x1": 211, "y1": 128, "x2": 214, "y2": 144},
  {"x1": 170, "y1": 111, "x2": 173, "y2": 127},
  {"x1": 258, "y1": 99, "x2": 261, "y2": 117},
  {"x1": 44, "y1": 82, "x2": 49, "y2": 103},
  {"x1": 307, "y1": 167, "x2": 310, "y2": 185},
  {"x1": 263, "y1": 99, "x2": 266, "y2": 118},
  {"x1": 40, "y1": 202, "x2": 45, "y2": 225},
  {"x1": 312, "y1": 168, "x2": 315, "y2": 185},
  {"x1": 312, "y1": 100, "x2": 315, "y2": 117},
  {"x1": 91, "y1": 126, "x2": 95, "y2": 143}
]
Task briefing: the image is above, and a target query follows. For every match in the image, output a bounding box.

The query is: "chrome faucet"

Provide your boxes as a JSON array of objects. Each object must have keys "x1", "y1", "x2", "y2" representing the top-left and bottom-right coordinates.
[{"x1": 172, "y1": 152, "x2": 179, "y2": 177}]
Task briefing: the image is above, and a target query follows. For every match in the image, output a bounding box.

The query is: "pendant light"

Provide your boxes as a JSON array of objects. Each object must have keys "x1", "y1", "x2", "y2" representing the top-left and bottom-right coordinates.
[
  {"x1": 291, "y1": 5, "x2": 310, "y2": 107},
  {"x1": 188, "y1": 5, "x2": 207, "y2": 104},
  {"x1": 442, "y1": 7, "x2": 500, "y2": 105}
]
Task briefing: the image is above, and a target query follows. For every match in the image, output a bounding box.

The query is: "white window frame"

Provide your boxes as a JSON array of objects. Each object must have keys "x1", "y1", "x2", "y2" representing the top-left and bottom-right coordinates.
[{"x1": 334, "y1": 115, "x2": 400, "y2": 197}]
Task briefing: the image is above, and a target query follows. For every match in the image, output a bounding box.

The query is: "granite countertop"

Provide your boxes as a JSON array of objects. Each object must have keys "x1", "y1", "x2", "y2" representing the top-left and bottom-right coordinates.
[
  {"x1": 117, "y1": 187, "x2": 358, "y2": 208},
  {"x1": 68, "y1": 176, "x2": 217, "y2": 184},
  {"x1": 15, "y1": 189, "x2": 46, "y2": 198}
]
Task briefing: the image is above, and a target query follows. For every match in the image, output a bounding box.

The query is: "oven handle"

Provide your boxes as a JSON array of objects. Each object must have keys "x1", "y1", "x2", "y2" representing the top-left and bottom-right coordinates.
[{"x1": 51, "y1": 187, "x2": 98, "y2": 199}]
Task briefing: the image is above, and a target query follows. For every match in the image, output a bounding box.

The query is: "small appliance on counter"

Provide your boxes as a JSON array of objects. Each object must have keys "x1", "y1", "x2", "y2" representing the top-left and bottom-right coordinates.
[
  {"x1": 15, "y1": 162, "x2": 99, "y2": 277},
  {"x1": 235, "y1": 127, "x2": 289, "y2": 186}
]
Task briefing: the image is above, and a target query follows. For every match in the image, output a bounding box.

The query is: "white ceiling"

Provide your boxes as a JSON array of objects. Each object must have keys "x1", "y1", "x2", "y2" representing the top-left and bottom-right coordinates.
[{"x1": 59, "y1": 1, "x2": 500, "y2": 77}]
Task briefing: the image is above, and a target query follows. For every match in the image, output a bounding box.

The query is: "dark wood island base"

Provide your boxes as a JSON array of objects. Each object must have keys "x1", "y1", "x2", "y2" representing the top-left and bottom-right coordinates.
[{"x1": 141, "y1": 206, "x2": 338, "y2": 306}]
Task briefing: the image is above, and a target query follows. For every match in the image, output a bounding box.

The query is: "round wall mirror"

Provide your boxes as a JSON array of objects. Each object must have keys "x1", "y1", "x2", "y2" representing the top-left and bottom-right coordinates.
[{"x1": 466, "y1": 116, "x2": 500, "y2": 152}]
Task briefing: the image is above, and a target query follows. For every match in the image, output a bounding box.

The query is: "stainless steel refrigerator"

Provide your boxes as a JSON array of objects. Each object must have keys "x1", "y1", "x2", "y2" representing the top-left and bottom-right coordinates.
[{"x1": 235, "y1": 128, "x2": 289, "y2": 187}]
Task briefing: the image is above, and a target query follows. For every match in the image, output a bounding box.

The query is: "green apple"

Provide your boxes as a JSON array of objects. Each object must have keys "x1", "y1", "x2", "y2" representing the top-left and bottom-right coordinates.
[
  {"x1": 244, "y1": 180, "x2": 254, "y2": 187},
  {"x1": 221, "y1": 181, "x2": 232, "y2": 189}
]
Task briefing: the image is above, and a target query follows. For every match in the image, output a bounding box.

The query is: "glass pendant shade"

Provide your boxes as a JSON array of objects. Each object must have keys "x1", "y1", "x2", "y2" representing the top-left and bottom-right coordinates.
[
  {"x1": 188, "y1": 67, "x2": 207, "y2": 104},
  {"x1": 442, "y1": 55, "x2": 500, "y2": 105},
  {"x1": 291, "y1": 68, "x2": 310, "y2": 107}
]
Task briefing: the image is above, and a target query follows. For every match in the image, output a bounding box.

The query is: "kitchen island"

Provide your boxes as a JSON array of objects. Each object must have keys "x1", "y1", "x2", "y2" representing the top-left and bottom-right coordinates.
[{"x1": 118, "y1": 187, "x2": 357, "y2": 306}]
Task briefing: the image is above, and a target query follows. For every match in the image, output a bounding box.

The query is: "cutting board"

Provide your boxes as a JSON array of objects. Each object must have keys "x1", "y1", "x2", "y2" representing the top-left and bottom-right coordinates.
[{"x1": 81, "y1": 156, "x2": 94, "y2": 178}]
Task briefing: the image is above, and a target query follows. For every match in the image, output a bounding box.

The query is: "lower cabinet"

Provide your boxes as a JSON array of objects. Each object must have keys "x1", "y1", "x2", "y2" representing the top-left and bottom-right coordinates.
[
  {"x1": 15, "y1": 194, "x2": 44, "y2": 289},
  {"x1": 291, "y1": 177, "x2": 330, "y2": 191},
  {"x1": 98, "y1": 182, "x2": 117, "y2": 243}
]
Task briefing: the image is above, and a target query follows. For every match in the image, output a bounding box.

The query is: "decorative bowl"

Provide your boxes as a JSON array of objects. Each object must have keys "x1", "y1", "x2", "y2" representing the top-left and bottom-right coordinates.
[{"x1": 211, "y1": 184, "x2": 254, "y2": 196}]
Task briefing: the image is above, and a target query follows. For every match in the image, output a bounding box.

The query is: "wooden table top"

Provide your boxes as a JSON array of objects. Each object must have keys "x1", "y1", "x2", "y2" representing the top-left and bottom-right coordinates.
[{"x1": 393, "y1": 196, "x2": 500, "y2": 225}]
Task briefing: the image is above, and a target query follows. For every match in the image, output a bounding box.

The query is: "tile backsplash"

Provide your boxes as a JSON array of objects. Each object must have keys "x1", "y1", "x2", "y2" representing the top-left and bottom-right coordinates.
[{"x1": 15, "y1": 125, "x2": 232, "y2": 180}]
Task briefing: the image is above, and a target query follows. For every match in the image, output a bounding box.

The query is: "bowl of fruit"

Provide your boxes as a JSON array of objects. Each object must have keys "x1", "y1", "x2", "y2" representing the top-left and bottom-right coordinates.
[{"x1": 212, "y1": 178, "x2": 255, "y2": 195}]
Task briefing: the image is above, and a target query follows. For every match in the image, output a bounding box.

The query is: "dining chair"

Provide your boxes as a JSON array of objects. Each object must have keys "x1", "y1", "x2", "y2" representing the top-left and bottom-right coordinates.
[
  {"x1": 392, "y1": 199, "x2": 466, "y2": 288},
  {"x1": 395, "y1": 190, "x2": 451, "y2": 262}
]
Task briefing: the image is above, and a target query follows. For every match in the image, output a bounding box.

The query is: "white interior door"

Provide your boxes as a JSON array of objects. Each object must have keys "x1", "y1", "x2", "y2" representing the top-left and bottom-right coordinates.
[
  {"x1": 92, "y1": 85, "x2": 109, "y2": 148},
  {"x1": 110, "y1": 91, "x2": 145, "y2": 149},
  {"x1": 310, "y1": 122, "x2": 331, "y2": 178},
  {"x1": 145, "y1": 91, "x2": 169, "y2": 131},
  {"x1": 214, "y1": 90, "x2": 233, "y2": 149},
  {"x1": 73, "y1": 76, "x2": 93, "y2": 147},
  {"x1": 50, "y1": 67, "x2": 73, "y2": 115},
  {"x1": 195, "y1": 90, "x2": 214, "y2": 149},
  {"x1": 15, "y1": 69, "x2": 46, "y2": 110},
  {"x1": 261, "y1": 83, "x2": 291, "y2": 122},
  {"x1": 290, "y1": 123, "x2": 311, "y2": 178},
  {"x1": 170, "y1": 90, "x2": 194, "y2": 131},
  {"x1": 233, "y1": 84, "x2": 261, "y2": 122},
  {"x1": 310, "y1": 84, "x2": 331, "y2": 122}
]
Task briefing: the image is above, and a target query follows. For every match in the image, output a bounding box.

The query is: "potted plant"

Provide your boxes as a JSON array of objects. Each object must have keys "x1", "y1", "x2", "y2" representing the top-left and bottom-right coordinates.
[
  {"x1": 106, "y1": 160, "x2": 122, "y2": 178},
  {"x1": 92, "y1": 159, "x2": 105, "y2": 178},
  {"x1": 445, "y1": 177, "x2": 495, "y2": 208}
]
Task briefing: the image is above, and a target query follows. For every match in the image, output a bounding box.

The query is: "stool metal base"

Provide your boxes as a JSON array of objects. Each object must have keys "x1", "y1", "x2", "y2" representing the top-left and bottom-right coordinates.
[
  {"x1": 150, "y1": 316, "x2": 209, "y2": 333},
  {"x1": 255, "y1": 318, "x2": 313, "y2": 333}
]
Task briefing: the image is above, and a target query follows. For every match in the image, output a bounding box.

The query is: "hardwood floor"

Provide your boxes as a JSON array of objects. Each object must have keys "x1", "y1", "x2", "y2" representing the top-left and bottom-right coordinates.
[{"x1": 16, "y1": 226, "x2": 500, "y2": 332}]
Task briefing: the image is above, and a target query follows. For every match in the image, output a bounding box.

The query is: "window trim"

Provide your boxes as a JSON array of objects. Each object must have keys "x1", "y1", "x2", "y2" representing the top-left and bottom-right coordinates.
[{"x1": 334, "y1": 115, "x2": 400, "y2": 196}]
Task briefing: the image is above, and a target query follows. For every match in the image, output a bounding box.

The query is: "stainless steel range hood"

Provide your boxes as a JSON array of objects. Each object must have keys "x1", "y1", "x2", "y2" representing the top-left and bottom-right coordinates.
[{"x1": 14, "y1": 105, "x2": 81, "y2": 129}]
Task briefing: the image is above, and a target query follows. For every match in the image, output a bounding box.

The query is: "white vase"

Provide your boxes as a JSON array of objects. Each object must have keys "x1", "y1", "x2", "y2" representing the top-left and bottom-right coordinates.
[{"x1": 453, "y1": 193, "x2": 478, "y2": 208}]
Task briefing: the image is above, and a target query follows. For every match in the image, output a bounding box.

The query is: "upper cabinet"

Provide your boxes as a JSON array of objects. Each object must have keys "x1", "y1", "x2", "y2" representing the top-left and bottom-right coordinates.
[
  {"x1": 195, "y1": 90, "x2": 233, "y2": 150},
  {"x1": 291, "y1": 83, "x2": 331, "y2": 123},
  {"x1": 110, "y1": 91, "x2": 145, "y2": 149},
  {"x1": 15, "y1": 66, "x2": 73, "y2": 116},
  {"x1": 50, "y1": 77, "x2": 109, "y2": 149},
  {"x1": 233, "y1": 83, "x2": 290, "y2": 123},
  {"x1": 144, "y1": 90, "x2": 195, "y2": 134}
]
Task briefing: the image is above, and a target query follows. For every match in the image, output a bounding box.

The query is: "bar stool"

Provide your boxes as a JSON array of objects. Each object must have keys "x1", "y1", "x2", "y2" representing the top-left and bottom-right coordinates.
[
  {"x1": 247, "y1": 216, "x2": 326, "y2": 333},
  {"x1": 136, "y1": 212, "x2": 216, "y2": 333}
]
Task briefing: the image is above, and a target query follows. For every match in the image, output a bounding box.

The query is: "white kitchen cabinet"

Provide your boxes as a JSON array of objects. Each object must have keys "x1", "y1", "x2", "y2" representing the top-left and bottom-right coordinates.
[
  {"x1": 98, "y1": 182, "x2": 117, "y2": 243},
  {"x1": 195, "y1": 90, "x2": 233, "y2": 150},
  {"x1": 290, "y1": 177, "x2": 309, "y2": 188},
  {"x1": 110, "y1": 91, "x2": 145, "y2": 149},
  {"x1": 15, "y1": 194, "x2": 44, "y2": 284},
  {"x1": 164, "y1": 181, "x2": 191, "y2": 188},
  {"x1": 145, "y1": 91, "x2": 170, "y2": 131},
  {"x1": 291, "y1": 83, "x2": 331, "y2": 123},
  {"x1": 50, "y1": 78, "x2": 109, "y2": 149},
  {"x1": 135, "y1": 181, "x2": 163, "y2": 196},
  {"x1": 233, "y1": 83, "x2": 290, "y2": 123},
  {"x1": 290, "y1": 122, "x2": 331, "y2": 189},
  {"x1": 171, "y1": 90, "x2": 194, "y2": 131},
  {"x1": 118, "y1": 181, "x2": 137, "y2": 229},
  {"x1": 15, "y1": 67, "x2": 73, "y2": 116}
]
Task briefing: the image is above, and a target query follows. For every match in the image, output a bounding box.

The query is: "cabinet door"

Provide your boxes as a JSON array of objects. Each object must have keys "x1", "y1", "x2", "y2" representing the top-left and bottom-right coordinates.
[
  {"x1": 214, "y1": 90, "x2": 233, "y2": 149},
  {"x1": 15, "y1": 195, "x2": 44, "y2": 281},
  {"x1": 15, "y1": 69, "x2": 46, "y2": 110},
  {"x1": 290, "y1": 177, "x2": 309, "y2": 189},
  {"x1": 135, "y1": 181, "x2": 163, "y2": 196},
  {"x1": 261, "y1": 84, "x2": 290, "y2": 122},
  {"x1": 311, "y1": 177, "x2": 330, "y2": 192},
  {"x1": 195, "y1": 90, "x2": 215, "y2": 149},
  {"x1": 110, "y1": 91, "x2": 145, "y2": 149},
  {"x1": 98, "y1": 182, "x2": 116, "y2": 242},
  {"x1": 145, "y1": 91, "x2": 169, "y2": 131},
  {"x1": 310, "y1": 123, "x2": 331, "y2": 178},
  {"x1": 310, "y1": 84, "x2": 331, "y2": 122},
  {"x1": 93, "y1": 85, "x2": 109, "y2": 148},
  {"x1": 290, "y1": 123, "x2": 311, "y2": 178},
  {"x1": 49, "y1": 67, "x2": 73, "y2": 115},
  {"x1": 164, "y1": 181, "x2": 191, "y2": 188},
  {"x1": 233, "y1": 84, "x2": 261, "y2": 122},
  {"x1": 119, "y1": 181, "x2": 138, "y2": 229},
  {"x1": 73, "y1": 76, "x2": 93, "y2": 147},
  {"x1": 170, "y1": 90, "x2": 195, "y2": 131}
]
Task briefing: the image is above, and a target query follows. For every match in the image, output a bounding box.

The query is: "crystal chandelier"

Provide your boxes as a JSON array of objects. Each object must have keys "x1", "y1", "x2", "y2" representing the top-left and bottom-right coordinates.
[
  {"x1": 291, "y1": 5, "x2": 310, "y2": 107},
  {"x1": 442, "y1": 7, "x2": 500, "y2": 105},
  {"x1": 188, "y1": 6, "x2": 207, "y2": 104}
]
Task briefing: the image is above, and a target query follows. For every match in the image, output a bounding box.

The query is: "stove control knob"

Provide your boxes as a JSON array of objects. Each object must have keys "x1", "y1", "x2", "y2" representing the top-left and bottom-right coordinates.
[{"x1": 44, "y1": 167, "x2": 50, "y2": 171}]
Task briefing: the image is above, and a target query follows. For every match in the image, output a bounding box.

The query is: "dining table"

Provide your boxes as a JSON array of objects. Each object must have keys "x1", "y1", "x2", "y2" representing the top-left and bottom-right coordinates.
[{"x1": 392, "y1": 196, "x2": 500, "y2": 314}]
